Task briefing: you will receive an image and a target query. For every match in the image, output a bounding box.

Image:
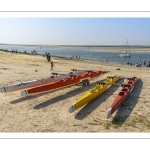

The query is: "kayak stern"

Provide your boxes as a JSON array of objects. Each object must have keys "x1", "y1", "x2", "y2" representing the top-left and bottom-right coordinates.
[{"x1": 107, "y1": 108, "x2": 112, "y2": 119}]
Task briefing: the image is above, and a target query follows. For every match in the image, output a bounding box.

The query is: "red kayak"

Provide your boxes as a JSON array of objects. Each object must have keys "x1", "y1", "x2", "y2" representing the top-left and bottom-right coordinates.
[
  {"x1": 21, "y1": 70, "x2": 108, "y2": 97},
  {"x1": 107, "y1": 76, "x2": 138, "y2": 119}
]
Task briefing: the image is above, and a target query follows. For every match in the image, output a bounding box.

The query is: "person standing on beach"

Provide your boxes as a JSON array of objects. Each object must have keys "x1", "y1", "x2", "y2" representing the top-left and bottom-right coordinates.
[
  {"x1": 47, "y1": 53, "x2": 49, "y2": 62},
  {"x1": 47, "y1": 53, "x2": 51, "y2": 62},
  {"x1": 76, "y1": 54, "x2": 77, "y2": 59},
  {"x1": 49, "y1": 53, "x2": 51, "y2": 62},
  {"x1": 50, "y1": 62, "x2": 55, "y2": 70},
  {"x1": 45, "y1": 52, "x2": 48, "y2": 61}
]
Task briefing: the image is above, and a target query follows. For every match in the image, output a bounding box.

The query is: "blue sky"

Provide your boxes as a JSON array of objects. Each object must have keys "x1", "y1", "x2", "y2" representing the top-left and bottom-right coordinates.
[{"x1": 0, "y1": 18, "x2": 150, "y2": 45}]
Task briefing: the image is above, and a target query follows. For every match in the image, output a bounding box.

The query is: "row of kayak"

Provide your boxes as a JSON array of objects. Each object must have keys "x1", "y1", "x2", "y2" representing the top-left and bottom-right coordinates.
[
  {"x1": 0, "y1": 69, "x2": 138, "y2": 118},
  {"x1": 0, "y1": 69, "x2": 99, "y2": 93},
  {"x1": 0, "y1": 69, "x2": 108, "y2": 95},
  {"x1": 69, "y1": 75, "x2": 138, "y2": 118},
  {"x1": 21, "y1": 70, "x2": 108, "y2": 97}
]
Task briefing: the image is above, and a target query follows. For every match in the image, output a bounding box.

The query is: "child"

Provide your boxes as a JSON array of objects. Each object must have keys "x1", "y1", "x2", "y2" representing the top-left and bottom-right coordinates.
[{"x1": 50, "y1": 62, "x2": 55, "y2": 70}]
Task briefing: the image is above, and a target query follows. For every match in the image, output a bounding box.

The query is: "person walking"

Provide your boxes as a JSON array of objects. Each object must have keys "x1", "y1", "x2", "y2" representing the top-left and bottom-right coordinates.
[{"x1": 50, "y1": 62, "x2": 55, "y2": 70}]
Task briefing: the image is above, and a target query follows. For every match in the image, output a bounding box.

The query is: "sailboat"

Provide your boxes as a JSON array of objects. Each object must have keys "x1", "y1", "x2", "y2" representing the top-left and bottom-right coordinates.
[{"x1": 118, "y1": 39, "x2": 131, "y2": 57}]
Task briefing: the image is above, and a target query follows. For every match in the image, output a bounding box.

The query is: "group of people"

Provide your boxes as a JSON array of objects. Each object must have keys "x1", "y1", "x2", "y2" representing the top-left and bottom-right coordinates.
[
  {"x1": 45, "y1": 52, "x2": 55, "y2": 70},
  {"x1": 31, "y1": 50, "x2": 37, "y2": 55},
  {"x1": 45, "y1": 52, "x2": 51, "y2": 62},
  {"x1": 126, "y1": 61, "x2": 150, "y2": 67},
  {"x1": 11, "y1": 49, "x2": 17, "y2": 54},
  {"x1": 72, "y1": 54, "x2": 80, "y2": 59}
]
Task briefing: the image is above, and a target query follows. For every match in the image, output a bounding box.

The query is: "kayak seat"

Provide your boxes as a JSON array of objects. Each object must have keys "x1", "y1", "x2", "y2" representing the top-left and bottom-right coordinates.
[
  {"x1": 78, "y1": 75, "x2": 84, "y2": 78},
  {"x1": 119, "y1": 91, "x2": 126, "y2": 96},
  {"x1": 122, "y1": 84, "x2": 131, "y2": 87},
  {"x1": 107, "y1": 79, "x2": 112, "y2": 82},
  {"x1": 90, "y1": 89, "x2": 98, "y2": 93},
  {"x1": 68, "y1": 77, "x2": 74, "y2": 80},
  {"x1": 121, "y1": 88, "x2": 129, "y2": 92},
  {"x1": 128, "y1": 81, "x2": 134, "y2": 85},
  {"x1": 93, "y1": 72, "x2": 97, "y2": 74},
  {"x1": 84, "y1": 73, "x2": 89, "y2": 76},
  {"x1": 59, "y1": 79, "x2": 65, "y2": 83}
]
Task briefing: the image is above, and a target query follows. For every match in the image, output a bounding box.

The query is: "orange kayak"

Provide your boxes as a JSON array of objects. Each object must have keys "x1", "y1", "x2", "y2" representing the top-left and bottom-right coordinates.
[
  {"x1": 0, "y1": 69, "x2": 90, "y2": 93},
  {"x1": 21, "y1": 70, "x2": 108, "y2": 97},
  {"x1": 107, "y1": 76, "x2": 138, "y2": 119}
]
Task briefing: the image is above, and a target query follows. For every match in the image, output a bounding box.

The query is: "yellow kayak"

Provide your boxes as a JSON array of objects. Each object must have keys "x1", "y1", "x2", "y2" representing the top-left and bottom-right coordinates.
[{"x1": 69, "y1": 75, "x2": 119, "y2": 113}]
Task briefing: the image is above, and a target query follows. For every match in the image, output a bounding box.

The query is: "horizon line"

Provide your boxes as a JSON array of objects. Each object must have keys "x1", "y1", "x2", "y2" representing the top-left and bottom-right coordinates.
[{"x1": 0, "y1": 43, "x2": 150, "y2": 47}]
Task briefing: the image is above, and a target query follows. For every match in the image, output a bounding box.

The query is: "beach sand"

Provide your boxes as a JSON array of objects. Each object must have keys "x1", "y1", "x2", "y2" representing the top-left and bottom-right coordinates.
[{"x1": 0, "y1": 50, "x2": 150, "y2": 132}]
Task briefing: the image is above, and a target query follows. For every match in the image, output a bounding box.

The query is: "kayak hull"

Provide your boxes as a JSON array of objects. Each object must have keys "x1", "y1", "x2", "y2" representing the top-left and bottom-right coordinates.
[
  {"x1": 107, "y1": 76, "x2": 138, "y2": 119},
  {"x1": 21, "y1": 70, "x2": 108, "y2": 97},
  {"x1": 69, "y1": 75, "x2": 119, "y2": 113},
  {"x1": 0, "y1": 70, "x2": 91, "y2": 93}
]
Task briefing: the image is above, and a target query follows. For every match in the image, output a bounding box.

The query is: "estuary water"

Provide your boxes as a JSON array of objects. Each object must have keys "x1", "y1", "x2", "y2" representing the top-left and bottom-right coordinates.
[{"x1": 1, "y1": 45, "x2": 150, "y2": 65}]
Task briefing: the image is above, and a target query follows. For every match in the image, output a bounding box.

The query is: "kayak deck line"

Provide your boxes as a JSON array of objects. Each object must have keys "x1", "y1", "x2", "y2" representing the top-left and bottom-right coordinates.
[
  {"x1": 0, "y1": 69, "x2": 94, "y2": 93},
  {"x1": 69, "y1": 75, "x2": 120, "y2": 113},
  {"x1": 107, "y1": 76, "x2": 139, "y2": 119},
  {"x1": 21, "y1": 70, "x2": 108, "y2": 97}
]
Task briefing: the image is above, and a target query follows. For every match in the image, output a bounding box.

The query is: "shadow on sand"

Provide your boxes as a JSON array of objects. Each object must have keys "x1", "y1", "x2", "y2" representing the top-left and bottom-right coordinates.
[
  {"x1": 112, "y1": 78, "x2": 143, "y2": 125},
  {"x1": 10, "y1": 95, "x2": 38, "y2": 104},
  {"x1": 33, "y1": 81, "x2": 100, "y2": 109},
  {"x1": 75, "y1": 79, "x2": 124, "y2": 120},
  {"x1": 10, "y1": 78, "x2": 106, "y2": 105},
  {"x1": 33, "y1": 80, "x2": 104, "y2": 109}
]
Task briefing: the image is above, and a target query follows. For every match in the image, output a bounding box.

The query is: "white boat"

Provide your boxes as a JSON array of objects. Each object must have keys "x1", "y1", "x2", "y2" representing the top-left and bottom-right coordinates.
[{"x1": 118, "y1": 39, "x2": 131, "y2": 57}]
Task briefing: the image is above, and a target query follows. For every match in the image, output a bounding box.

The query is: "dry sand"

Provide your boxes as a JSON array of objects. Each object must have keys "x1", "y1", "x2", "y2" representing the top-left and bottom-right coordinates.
[{"x1": 0, "y1": 50, "x2": 150, "y2": 132}]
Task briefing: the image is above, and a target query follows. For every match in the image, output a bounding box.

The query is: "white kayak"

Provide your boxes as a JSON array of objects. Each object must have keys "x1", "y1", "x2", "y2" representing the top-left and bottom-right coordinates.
[{"x1": 0, "y1": 69, "x2": 90, "y2": 93}]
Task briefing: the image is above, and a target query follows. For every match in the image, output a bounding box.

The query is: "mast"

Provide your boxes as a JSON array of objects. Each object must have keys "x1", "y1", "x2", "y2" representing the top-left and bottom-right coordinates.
[
  {"x1": 128, "y1": 38, "x2": 131, "y2": 54},
  {"x1": 126, "y1": 38, "x2": 128, "y2": 53}
]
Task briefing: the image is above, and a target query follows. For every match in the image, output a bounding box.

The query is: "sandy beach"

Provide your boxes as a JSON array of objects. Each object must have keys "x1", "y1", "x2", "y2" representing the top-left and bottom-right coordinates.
[{"x1": 0, "y1": 49, "x2": 150, "y2": 132}]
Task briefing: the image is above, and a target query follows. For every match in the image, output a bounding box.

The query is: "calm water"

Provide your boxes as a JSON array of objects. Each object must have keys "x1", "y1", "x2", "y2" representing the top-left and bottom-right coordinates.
[{"x1": 1, "y1": 45, "x2": 150, "y2": 65}]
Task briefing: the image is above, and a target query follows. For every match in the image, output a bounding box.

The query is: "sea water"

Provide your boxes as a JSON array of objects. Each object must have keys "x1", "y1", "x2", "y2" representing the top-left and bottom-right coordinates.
[{"x1": 0, "y1": 45, "x2": 150, "y2": 65}]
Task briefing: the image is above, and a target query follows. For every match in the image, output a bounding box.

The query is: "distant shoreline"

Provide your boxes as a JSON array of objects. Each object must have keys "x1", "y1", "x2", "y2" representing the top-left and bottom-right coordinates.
[
  {"x1": 3, "y1": 44, "x2": 150, "y2": 52},
  {"x1": 1, "y1": 45, "x2": 150, "y2": 52}
]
